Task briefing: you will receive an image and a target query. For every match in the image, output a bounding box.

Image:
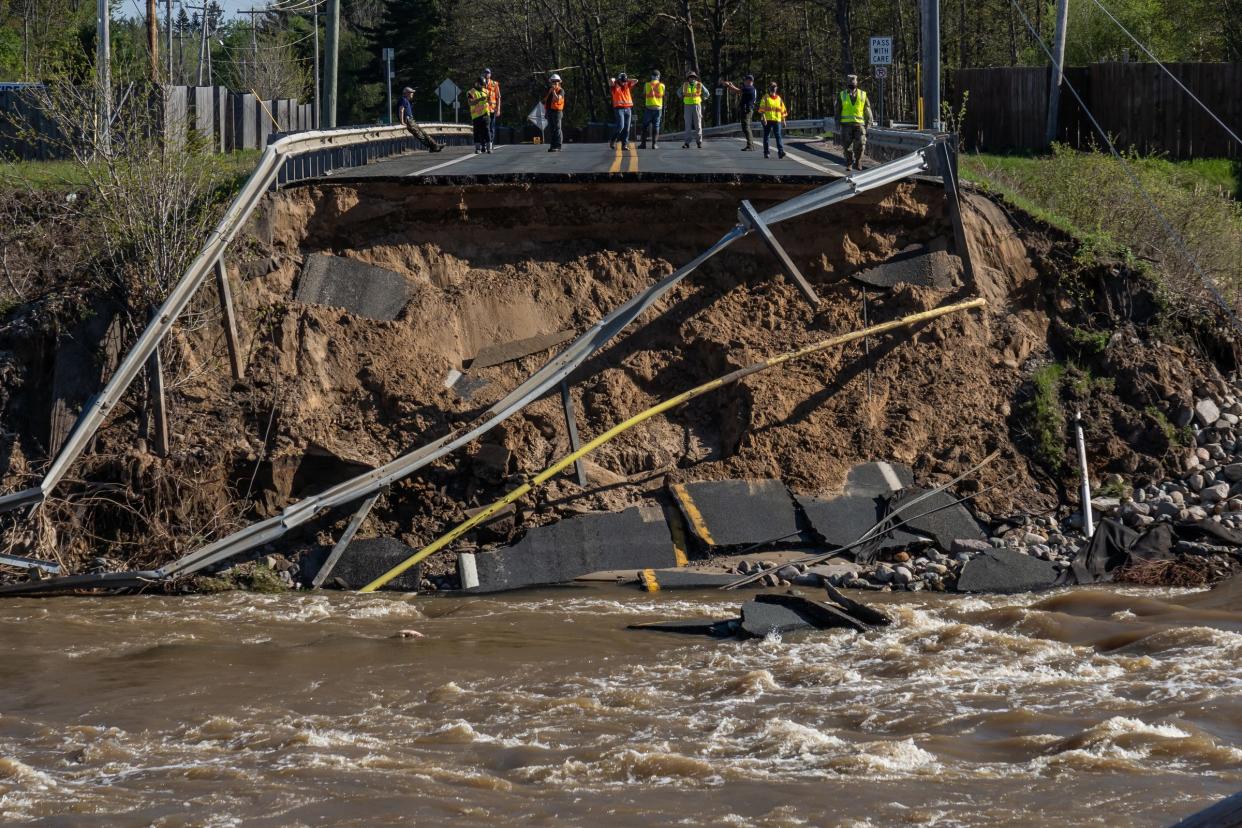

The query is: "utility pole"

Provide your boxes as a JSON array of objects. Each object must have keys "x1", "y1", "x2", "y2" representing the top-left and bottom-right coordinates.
[
  {"x1": 324, "y1": 0, "x2": 339, "y2": 127},
  {"x1": 147, "y1": 0, "x2": 160, "y2": 82},
  {"x1": 313, "y1": 6, "x2": 320, "y2": 127},
  {"x1": 97, "y1": 0, "x2": 111, "y2": 154},
  {"x1": 921, "y1": 0, "x2": 941, "y2": 131},
  {"x1": 1045, "y1": 0, "x2": 1070, "y2": 145},
  {"x1": 196, "y1": 4, "x2": 207, "y2": 85},
  {"x1": 166, "y1": 0, "x2": 173, "y2": 82}
]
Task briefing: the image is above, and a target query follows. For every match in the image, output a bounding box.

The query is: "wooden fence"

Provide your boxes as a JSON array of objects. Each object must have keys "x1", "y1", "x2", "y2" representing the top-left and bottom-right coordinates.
[
  {"x1": 949, "y1": 62, "x2": 1242, "y2": 159},
  {"x1": 0, "y1": 84, "x2": 315, "y2": 161}
]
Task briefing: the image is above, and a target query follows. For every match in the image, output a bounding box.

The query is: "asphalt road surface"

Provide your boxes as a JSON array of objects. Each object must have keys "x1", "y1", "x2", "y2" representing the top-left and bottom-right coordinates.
[{"x1": 330, "y1": 136, "x2": 853, "y2": 181}]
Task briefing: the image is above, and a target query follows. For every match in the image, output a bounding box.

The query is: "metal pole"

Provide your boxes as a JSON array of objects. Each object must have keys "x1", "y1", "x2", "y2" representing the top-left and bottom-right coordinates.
[
  {"x1": 1045, "y1": 0, "x2": 1070, "y2": 145},
  {"x1": 921, "y1": 0, "x2": 941, "y2": 131},
  {"x1": 1074, "y1": 410, "x2": 1094, "y2": 538},
  {"x1": 312, "y1": 8, "x2": 320, "y2": 128},
  {"x1": 196, "y1": 4, "x2": 206, "y2": 85},
  {"x1": 384, "y1": 49, "x2": 392, "y2": 124},
  {"x1": 97, "y1": 0, "x2": 111, "y2": 154},
  {"x1": 166, "y1": 0, "x2": 172, "y2": 82},
  {"x1": 324, "y1": 0, "x2": 339, "y2": 127}
]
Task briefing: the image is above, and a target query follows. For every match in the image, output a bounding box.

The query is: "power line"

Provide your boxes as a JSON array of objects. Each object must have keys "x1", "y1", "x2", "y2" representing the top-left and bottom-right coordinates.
[
  {"x1": 1007, "y1": 0, "x2": 1241, "y2": 330},
  {"x1": 1088, "y1": 0, "x2": 1242, "y2": 151}
]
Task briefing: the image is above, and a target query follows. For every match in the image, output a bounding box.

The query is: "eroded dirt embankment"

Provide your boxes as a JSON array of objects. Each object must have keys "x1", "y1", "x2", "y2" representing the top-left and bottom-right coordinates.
[{"x1": 0, "y1": 177, "x2": 1236, "y2": 575}]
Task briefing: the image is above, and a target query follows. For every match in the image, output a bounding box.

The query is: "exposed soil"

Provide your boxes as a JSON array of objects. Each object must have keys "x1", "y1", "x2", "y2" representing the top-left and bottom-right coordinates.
[{"x1": 1, "y1": 175, "x2": 1237, "y2": 579}]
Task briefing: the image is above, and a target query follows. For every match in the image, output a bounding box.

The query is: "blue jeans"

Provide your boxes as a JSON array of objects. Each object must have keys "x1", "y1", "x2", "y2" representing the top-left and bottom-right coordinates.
[
  {"x1": 641, "y1": 107, "x2": 662, "y2": 140},
  {"x1": 763, "y1": 120, "x2": 784, "y2": 156},
  {"x1": 613, "y1": 107, "x2": 632, "y2": 144},
  {"x1": 488, "y1": 113, "x2": 498, "y2": 144}
]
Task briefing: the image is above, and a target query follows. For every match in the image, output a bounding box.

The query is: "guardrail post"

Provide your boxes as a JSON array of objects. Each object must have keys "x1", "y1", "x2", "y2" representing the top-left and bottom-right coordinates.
[
  {"x1": 312, "y1": 491, "x2": 381, "y2": 588},
  {"x1": 560, "y1": 380, "x2": 588, "y2": 486},
  {"x1": 738, "y1": 200, "x2": 821, "y2": 307},
  {"x1": 214, "y1": 258, "x2": 246, "y2": 381},
  {"x1": 934, "y1": 138, "x2": 975, "y2": 283}
]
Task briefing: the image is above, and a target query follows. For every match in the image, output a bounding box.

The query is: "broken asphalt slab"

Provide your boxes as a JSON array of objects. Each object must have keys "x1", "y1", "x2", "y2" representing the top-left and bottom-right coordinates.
[
  {"x1": 850, "y1": 248, "x2": 960, "y2": 290},
  {"x1": 890, "y1": 487, "x2": 987, "y2": 550},
  {"x1": 312, "y1": 537, "x2": 423, "y2": 591},
  {"x1": 468, "y1": 330, "x2": 574, "y2": 369},
  {"x1": 626, "y1": 617, "x2": 739, "y2": 637},
  {"x1": 638, "y1": 569, "x2": 743, "y2": 591},
  {"x1": 629, "y1": 590, "x2": 888, "y2": 638},
  {"x1": 295, "y1": 253, "x2": 411, "y2": 321},
  {"x1": 956, "y1": 547, "x2": 1061, "y2": 594},
  {"x1": 460, "y1": 505, "x2": 678, "y2": 593},
  {"x1": 670, "y1": 479, "x2": 803, "y2": 548},
  {"x1": 844, "y1": 461, "x2": 915, "y2": 497},
  {"x1": 795, "y1": 493, "x2": 923, "y2": 557}
]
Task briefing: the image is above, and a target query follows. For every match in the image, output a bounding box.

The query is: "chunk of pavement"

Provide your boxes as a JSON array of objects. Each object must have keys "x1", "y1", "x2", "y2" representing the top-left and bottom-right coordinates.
[
  {"x1": 796, "y1": 494, "x2": 921, "y2": 557},
  {"x1": 850, "y1": 249, "x2": 961, "y2": 290},
  {"x1": 844, "y1": 461, "x2": 915, "y2": 497},
  {"x1": 627, "y1": 617, "x2": 739, "y2": 637},
  {"x1": 891, "y1": 487, "x2": 986, "y2": 550},
  {"x1": 1194, "y1": 398, "x2": 1221, "y2": 429},
  {"x1": 321, "y1": 537, "x2": 423, "y2": 591},
  {"x1": 823, "y1": 582, "x2": 892, "y2": 626},
  {"x1": 468, "y1": 330, "x2": 574, "y2": 369},
  {"x1": 742, "y1": 593, "x2": 870, "y2": 636},
  {"x1": 956, "y1": 548, "x2": 1060, "y2": 594},
  {"x1": 444, "y1": 369, "x2": 491, "y2": 402},
  {"x1": 670, "y1": 479, "x2": 803, "y2": 548},
  {"x1": 460, "y1": 505, "x2": 676, "y2": 593},
  {"x1": 638, "y1": 568, "x2": 742, "y2": 591},
  {"x1": 295, "y1": 253, "x2": 411, "y2": 321}
]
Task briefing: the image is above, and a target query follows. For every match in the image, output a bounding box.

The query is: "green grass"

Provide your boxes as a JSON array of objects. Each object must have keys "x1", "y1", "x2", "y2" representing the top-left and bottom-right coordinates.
[
  {"x1": 1027, "y1": 362, "x2": 1067, "y2": 473},
  {"x1": 961, "y1": 145, "x2": 1242, "y2": 301},
  {"x1": 0, "y1": 150, "x2": 262, "y2": 192}
]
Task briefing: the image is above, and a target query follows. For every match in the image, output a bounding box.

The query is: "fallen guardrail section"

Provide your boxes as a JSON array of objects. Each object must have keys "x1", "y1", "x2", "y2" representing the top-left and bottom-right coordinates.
[{"x1": 0, "y1": 130, "x2": 976, "y2": 595}]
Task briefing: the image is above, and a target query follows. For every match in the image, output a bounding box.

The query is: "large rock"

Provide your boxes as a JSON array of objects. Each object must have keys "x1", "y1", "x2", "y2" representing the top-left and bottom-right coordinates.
[
  {"x1": 956, "y1": 548, "x2": 1060, "y2": 594},
  {"x1": 1194, "y1": 398, "x2": 1222, "y2": 429}
]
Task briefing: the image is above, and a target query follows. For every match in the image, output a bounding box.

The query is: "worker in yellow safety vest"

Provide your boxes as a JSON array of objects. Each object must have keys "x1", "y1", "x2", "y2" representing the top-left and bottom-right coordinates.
[
  {"x1": 639, "y1": 70, "x2": 665, "y2": 149},
  {"x1": 834, "y1": 73, "x2": 875, "y2": 170},
  {"x1": 467, "y1": 76, "x2": 493, "y2": 154},
  {"x1": 679, "y1": 71, "x2": 710, "y2": 148},
  {"x1": 758, "y1": 81, "x2": 788, "y2": 159}
]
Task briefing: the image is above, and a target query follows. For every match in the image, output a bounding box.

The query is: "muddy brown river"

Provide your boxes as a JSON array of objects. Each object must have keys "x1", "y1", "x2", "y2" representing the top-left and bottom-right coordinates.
[{"x1": 1, "y1": 584, "x2": 1240, "y2": 826}]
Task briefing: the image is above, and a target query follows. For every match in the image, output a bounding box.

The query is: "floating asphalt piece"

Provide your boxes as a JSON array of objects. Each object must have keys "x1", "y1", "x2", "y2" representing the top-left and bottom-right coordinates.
[
  {"x1": 956, "y1": 548, "x2": 1061, "y2": 594},
  {"x1": 295, "y1": 253, "x2": 411, "y2": 321},
  {"x1": 795, "y1": 493, "x2": 923, "y2": 555},
  {"x1": 844, "y1": 461, "x2": 915, "y2": 497},
  {"x1": 741, "y1": 593, "x2": 870, "y2": 636},
  {"x1": 316, "y1": 537, "x2": 424, "y2": 591},
  {"x1": 670, "y1": 479, "x2": 803, "y2": 548},
  {"x1": 468, "y1": 330, "x2": 574, "y2": 370},
  {"x1": 893, "y1": 487, "x2": 986, "y2": 550},
  {"x1": 850, "y1": 249, "x2": 960, "y2": 290},
  {"x1": 823, "y1": 582, "x2": 892, "y2": 626},
  {"x1": 460, "y1": 505, "x2": 678, "y2": 593},
  {"x1": 626, "y1": 617, "x2": 739, "y2": 637},
  {"x1": 638, "y1": 568, "x2": 745, "y2": 591}
]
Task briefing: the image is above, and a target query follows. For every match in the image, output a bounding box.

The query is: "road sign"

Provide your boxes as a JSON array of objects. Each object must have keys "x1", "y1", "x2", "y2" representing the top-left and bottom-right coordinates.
[
  {"x1": 870, "y1": 36, "x2": 893, "y2": 65},
  {"x1": 875, "y1": 65, "x2": 889, "y2": 79},
  {"x1": 437, "y1": 78, "x2": 461, "y2": 106},
  {"x1": 382, "y1": 47, "x2": 394, "y2": 61}
]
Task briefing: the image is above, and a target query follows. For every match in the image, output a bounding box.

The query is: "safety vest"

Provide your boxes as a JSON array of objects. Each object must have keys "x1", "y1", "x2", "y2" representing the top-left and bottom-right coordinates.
[
  {"x1": 485, "y1": 79, "x2": 501, "y2": 109},
  {"x1": 644, "y1": 80, "x2": 665, "y2": 108},
  {"x1": 468, "y1": 88, "x2": 491, "y2": 119},
  {"x1": 683, "y1": 81, "x2": 702, "y2": 105},
  {"x1": 611, "y1": 81, "x2": 634, "y2": 108},
  {"x1": 839, "y1": 89, "x2": 868, "y2": 124},
  {"x1": 759, "y1": 93, "x2": 787, "y2": 122},
  {"x1": 546, "y1": 88, "x2": 565, "y2": 111}
]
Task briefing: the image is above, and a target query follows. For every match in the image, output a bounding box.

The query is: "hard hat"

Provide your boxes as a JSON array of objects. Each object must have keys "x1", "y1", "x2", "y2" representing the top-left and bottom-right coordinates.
[
  {"x1": 618, "y1": 72, "x2": 628, "y2": 81},
  {"x1": 549, "y1": 73, "x2": 561, "y2": 82}
]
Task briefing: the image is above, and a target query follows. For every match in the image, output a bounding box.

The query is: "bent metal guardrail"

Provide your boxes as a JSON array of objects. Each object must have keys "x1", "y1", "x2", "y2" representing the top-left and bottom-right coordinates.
[
  {"x1": 0, "y1": 121, "x2": 470, "y2": 517},
  {"x1": 0, "y1": 136, "x2": 940, "y2": 595},
  {"x1": 702, "y1": 117, "x2": 936, "y2": 153}
]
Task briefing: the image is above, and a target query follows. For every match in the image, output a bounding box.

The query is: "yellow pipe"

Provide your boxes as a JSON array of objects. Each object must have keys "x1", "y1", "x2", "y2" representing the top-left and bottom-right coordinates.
[{"x1": 359, "y1": 297, "x2": 986, "y2": 593}]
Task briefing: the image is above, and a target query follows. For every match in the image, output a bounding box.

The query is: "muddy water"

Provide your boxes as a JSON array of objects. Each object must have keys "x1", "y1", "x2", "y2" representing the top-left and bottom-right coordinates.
[{"x1": 1, "y1": 586, "x2": 1240, "y2": 827}]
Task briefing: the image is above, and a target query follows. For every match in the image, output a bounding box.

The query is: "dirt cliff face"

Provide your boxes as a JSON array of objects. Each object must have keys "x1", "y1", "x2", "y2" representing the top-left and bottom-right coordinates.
[{"x1": 1, "y1": 177, "x2": 1235, "y2": 576}]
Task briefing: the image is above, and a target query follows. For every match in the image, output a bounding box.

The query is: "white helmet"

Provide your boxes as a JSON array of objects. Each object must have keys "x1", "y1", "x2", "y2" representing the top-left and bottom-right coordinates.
[{"x1": 549, "y1": 73, "x2": 562, "y2": 82}]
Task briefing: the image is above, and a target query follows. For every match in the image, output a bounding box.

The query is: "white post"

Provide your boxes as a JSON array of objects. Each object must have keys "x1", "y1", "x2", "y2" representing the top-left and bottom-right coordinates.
[
  {"x1": 1074, "y1": 410, "x2": 1094, "y2": 537},
  {"x1": 96, "y1": 0, "x2": 111, "y2": 154}
]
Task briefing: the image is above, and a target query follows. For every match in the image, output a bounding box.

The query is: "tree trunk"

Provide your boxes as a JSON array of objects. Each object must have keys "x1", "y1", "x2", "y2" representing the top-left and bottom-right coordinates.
[
  {"x1": 836, "y1": 0, "x2": 853, "y2": 76},
  {"x1": 679, "y1": 0, "x2": 699, "y2": 74}
]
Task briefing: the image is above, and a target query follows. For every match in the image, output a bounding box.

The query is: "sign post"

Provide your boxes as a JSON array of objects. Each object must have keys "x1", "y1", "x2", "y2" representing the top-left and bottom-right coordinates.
[
  {"x1": 382, "y1": 47, "x2": 394, "y2": 124},
  {"x1": 437, "y1": 78, "x2": 461, "y2": 124},
  {"x1": 869, "y1": 36, "x2": 892, "y2": 126}
]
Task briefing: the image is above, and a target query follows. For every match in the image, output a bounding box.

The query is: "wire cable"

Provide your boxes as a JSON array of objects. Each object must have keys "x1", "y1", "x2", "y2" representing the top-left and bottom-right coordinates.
[
  {"x1": 1009, "y1": 0, "x2": 1242, "y2": 330},
  {"x1": 1088, "y1": 0, "x2": 1242, "y2": 151}
]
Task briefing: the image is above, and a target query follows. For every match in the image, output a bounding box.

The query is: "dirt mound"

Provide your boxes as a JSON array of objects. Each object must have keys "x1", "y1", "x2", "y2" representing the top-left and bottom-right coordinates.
[{"x1": 1, "y1": 176, "x2": 1236, "y2": 577}]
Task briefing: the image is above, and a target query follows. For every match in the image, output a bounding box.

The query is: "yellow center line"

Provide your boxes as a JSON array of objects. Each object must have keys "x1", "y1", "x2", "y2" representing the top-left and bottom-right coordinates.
[
  {"x1": 627, "y1": 142, "x2": 639, "y2": 173},
  {"x1": 670, "y1": 483, "x2": 716, "y2": 546},
  {"x1": 608, "y1": 143, "x2": 623, "y2": 173}
]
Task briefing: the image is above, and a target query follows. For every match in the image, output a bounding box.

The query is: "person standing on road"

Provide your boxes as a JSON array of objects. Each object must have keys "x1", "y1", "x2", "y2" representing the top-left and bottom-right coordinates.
[
  {"x1": 638, "y1": 70, "x2": 665, "y2": 149},
  {"x1": 679, "y1": 71, "x2": 709, "y2": 148},
  {"x1": 396, "y1": 86, "x2": 445, "y2": 153},
  {"x1": 722, "y1": 74, "x2": 758, "y2": 151},
  {"x1": 609, "y1": 72, "x2": 638, "y2": 150},
  {"x1": 758, "y1": 81, "x2": 788, "y2": 159},
  {"x1": 543, "y1": 74, "x2": 565, "y2": 152},
  {"x1": 468, "y1": 76, "x2": 493, "y2": 154},
  {"x1": 482, "y1": 68, "x2": 501, "y2": 151},
  {"x1": 835, "y1": 73, "x2": 874, "y2": 170}
]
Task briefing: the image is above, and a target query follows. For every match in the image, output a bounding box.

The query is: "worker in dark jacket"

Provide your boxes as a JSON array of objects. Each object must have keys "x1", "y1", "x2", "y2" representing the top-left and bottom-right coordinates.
[
  {"x1": 722, "y1": 74, "x2": 758, "y2": 150},
  {"x1": 397, "y1": 86, "x2": 444, "y2": 152}
]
